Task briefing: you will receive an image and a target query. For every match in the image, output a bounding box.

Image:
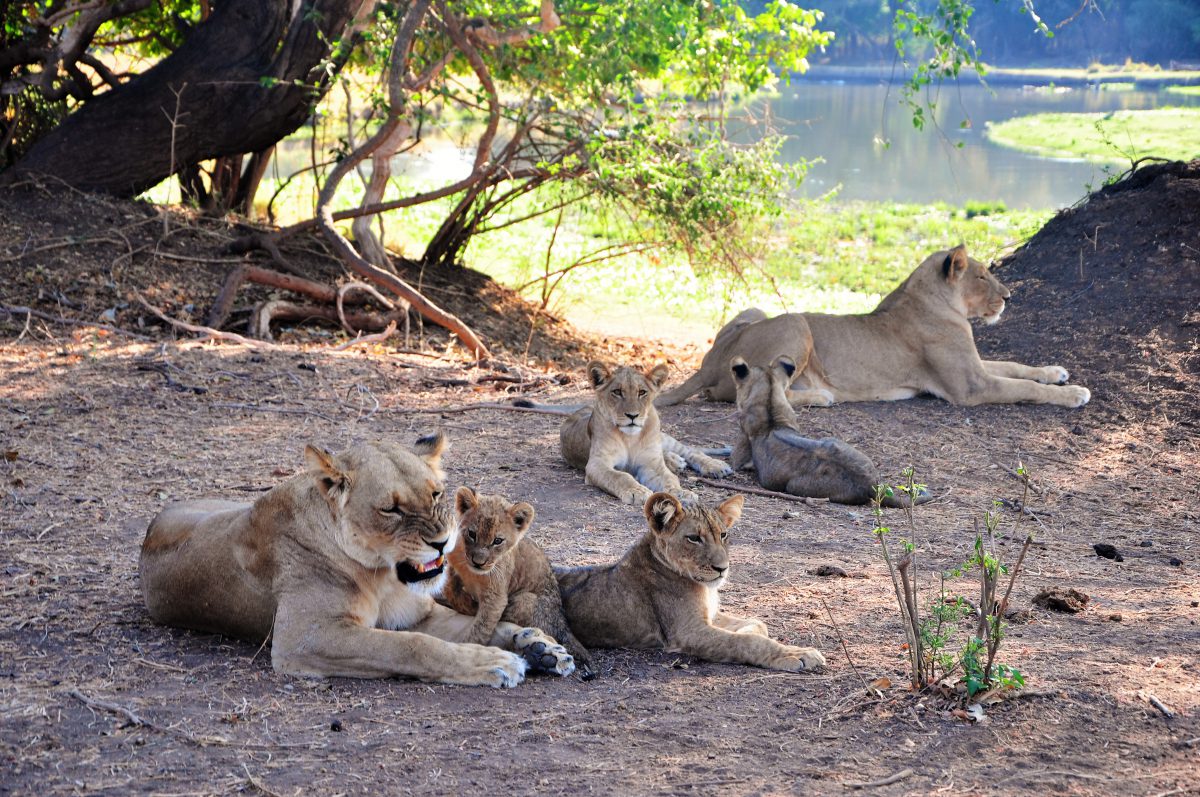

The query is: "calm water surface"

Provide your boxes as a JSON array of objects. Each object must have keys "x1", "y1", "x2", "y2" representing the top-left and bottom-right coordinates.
[{"x1": 769, "y1": 79, "x2": 1198, "y2": 208}]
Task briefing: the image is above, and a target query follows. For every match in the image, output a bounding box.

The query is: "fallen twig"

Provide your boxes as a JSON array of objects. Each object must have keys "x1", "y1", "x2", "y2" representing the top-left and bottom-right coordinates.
[
  {"x1": 333, "y1": 320, "x2": 398, "y2": 351},
  {"x1": 1144, "y1": 692, "x2": 1175, "y2": 719},
  {"x1": 821, "y1": 598, "x2": 870, "y2": 693},
  {"x1": 1, "y1": 304, "x2": 153, "y2": 341},
  {"x1": 693, "y1": 477, "x2": 830, "y2": 505},
  {"x1": 386, "y1": 402, "x2": 571, "y2": 416},
  {"x1": 845, "y1": 768, "x2": 914, "y2": 790},
  {"x1": 135, "y1": 293, "x2": 280, "y2": 349},
  {"x1": 212, "y1": 402, "x2": 337, "y2": 423}
]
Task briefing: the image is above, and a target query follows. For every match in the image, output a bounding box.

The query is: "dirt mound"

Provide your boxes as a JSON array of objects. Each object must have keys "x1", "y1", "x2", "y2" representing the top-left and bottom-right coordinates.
[
  {"x1": 0, "y1": 185, "x2": 592, "y2": 367},
  {"x1": 979, "y1": 159, "x2": 1200, "y2": 439}
]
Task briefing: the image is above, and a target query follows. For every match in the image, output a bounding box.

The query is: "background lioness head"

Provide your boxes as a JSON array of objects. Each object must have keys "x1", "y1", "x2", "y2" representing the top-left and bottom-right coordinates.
[
  {"x1": 935, "y1": 244, "x2": 1011, "y2": 324},
  {"x1": 305, "y1": 435, "x2": 452, "y2": 591},
  {"x1": 587, "y1": 360, "x2": 670, "y2": 436},
  {"x1": 643, "y1": 492, "x2": 744, "y2": 585},
  {"x1": 453, "y1": 487, "x2": 535, "y2": 572}
]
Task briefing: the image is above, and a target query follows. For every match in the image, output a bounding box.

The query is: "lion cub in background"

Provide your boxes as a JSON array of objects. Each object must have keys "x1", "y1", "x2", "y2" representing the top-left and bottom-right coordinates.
[{"x1": 441, "y1": 487, "x2": 596, "y2": 679}]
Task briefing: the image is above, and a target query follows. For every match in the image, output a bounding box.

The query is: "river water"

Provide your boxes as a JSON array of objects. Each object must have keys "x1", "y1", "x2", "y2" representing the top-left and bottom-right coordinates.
[{"x1": 771, "y1": 77, "x2": 1197, "y2": 208}]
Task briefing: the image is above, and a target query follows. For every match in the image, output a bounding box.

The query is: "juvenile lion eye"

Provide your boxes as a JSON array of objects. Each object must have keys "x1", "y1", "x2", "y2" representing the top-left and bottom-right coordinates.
[
  {"x1": 637, "y1": 389, "x2": 647, "y2": 397},
  {"x1": 612, "y1": 389, "x2": 624, "y2": 398},
  {"x1": 467, "y1": 530, "x2": 477, "y2": 543},
  {"x1": 686, "y1": 534, "x2": 702, "y2": 544},
  {"x1": 492, "y1": 537, "x2": 506, "y2": 547},
  {"x1": 720, "y1": 532, "x2": 729, "y2": 540}
]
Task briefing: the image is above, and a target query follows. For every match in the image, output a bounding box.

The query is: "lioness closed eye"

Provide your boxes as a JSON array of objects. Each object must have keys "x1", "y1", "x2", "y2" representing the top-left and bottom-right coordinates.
[
  {"x1": 139, "y1": 436, "x2": 573, "y2": 687},
  {"x1": 658, "y1": 245, "x2": 1090, "y2": 409},
  {"x1": 556, "y1": 492, "x2": 826, "y2": 673}
]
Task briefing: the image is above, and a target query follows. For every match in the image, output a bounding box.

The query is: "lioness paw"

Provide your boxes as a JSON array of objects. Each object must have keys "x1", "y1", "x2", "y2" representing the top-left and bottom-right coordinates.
[
  {"x1": 623, "y1": 486, "x2": 654, "y2": 506},
  {"x1": 664, "y1": 452, "x2": 687, "y2": 473},
  {"x1": 1042, "y1": 365, "x2": 1070, "y2": 385},
  {"x1": 1063, "y1": 385, "x2": 1090, "y2": 408},
  {"x1": 471, "y1": 649, "x2": 527, "y2": 688},
  {"x1": 776, "y1": 645, "x2": 826, "y2": 673},
  {"x1": 697, "y1": 459, "x2": 733, "y2": 478},
  {"x1": 511, "y1": 628, "x2": 576, "y2": 677}
]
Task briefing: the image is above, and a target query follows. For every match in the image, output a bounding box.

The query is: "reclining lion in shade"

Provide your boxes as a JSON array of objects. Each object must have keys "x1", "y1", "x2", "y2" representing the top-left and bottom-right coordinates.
[
  {"x1": 139, "y1": 436, "x2": 574, "y2": 688},
  {"x1": 657, "y1": 245, "x2": 1090, "y2": 409}
]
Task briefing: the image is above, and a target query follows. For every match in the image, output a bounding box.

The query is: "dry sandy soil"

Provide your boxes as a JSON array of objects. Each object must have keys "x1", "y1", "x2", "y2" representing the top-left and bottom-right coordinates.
[{"x1": 1, "y1": 162, "x2": 1198, "y2": 795}]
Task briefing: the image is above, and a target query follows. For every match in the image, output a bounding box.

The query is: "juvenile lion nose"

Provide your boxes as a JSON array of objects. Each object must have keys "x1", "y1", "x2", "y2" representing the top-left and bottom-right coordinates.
[
  {"x1": 713, "y1": 565, "x2": 728, "y2": 575},
  {"x1": 625, "y1": 413, "x2": 639, "y2": 421}
]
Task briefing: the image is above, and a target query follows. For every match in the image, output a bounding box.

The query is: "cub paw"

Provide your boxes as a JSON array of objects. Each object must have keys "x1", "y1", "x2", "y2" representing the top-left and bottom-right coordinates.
[
  {"x1": 1042, "y1": 365, "x2": 1070, "y2": 385},
  {"x1": 1062, "y1": 385, "x2": 1090, "y2": 408},
  {"x1": 512, "y1": 628, "x2": 576, "y2": 677},
  {"x1": 675, "y1": 488, "x2": 700, "y2": 505},
  {"x1": 696, "y1": 458, "x2": 733, "y2": 478},
  {"x1": 775, "y1": 645, "x2": 826, "y2": 673},
  {"x1": 622, "y1": 486, "x2": 654, "y2": 506},
  {"x1": 664, "y1": 452, "x2": 687, "y2": 473}
]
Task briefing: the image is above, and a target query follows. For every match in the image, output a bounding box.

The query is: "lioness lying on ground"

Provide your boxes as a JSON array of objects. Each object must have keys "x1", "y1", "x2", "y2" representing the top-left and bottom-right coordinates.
[
  {"x1": 556, "y1": 492, "x2": 826, "y2": 672},
  {"x1": 731, "y1": 355, "x2": 927, "y2": 507},
  {"x1": 559, "y1": 361, "x2": 732, "y2": 505},
  {"x1": 440, "y1": 487, "x2": 596, "y2": 679},
  {"x1": 139, "y1": 436, "x2": 574, "y2": 687},
  {"x1": 657, "y1": 245, "x2": 1090, "y2": 408}
]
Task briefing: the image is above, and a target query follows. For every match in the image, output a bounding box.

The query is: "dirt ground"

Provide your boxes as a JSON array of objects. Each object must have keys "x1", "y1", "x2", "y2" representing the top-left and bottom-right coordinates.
[{"x1": 1, "y1": 163, "x2": 1198, "y2": 796}]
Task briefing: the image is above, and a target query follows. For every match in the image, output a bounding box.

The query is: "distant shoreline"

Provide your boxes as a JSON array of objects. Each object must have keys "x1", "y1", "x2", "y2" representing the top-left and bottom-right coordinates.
[{"x1": 797, "y1": 64, "x2": 1200, "y2": 88}]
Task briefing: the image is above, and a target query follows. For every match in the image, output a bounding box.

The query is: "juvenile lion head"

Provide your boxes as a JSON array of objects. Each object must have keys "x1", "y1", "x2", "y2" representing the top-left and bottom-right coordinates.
[
  {"x1": 304, "y1": 435, "x2": 453, "y2": 592},
  {"x1": 730, "y1": 354, "x2": 797, "y2": 437},
  {"x1": 938, "y1": 244, "x2": 1011, "y2": 325},
  {"x1": 643, "y1": 492, "x2": 744, "y2": 586},
  {"x1": 587, "y1": 361, "x2": 669, "y2": 436},
  {"x1": 453, "y1": 487, "x2": 535, "y2": 573}
]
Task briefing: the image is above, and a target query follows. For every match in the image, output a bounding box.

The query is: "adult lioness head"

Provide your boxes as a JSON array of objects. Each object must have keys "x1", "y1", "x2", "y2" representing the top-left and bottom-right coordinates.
[
  {"x1": 644, "y1": 492, "x2": 744, "y2": 586},
  {"x1": 924, "y1": 244, "x2": 1011, "y2": 325},
  {"x1": 305, "y1": 435, "x2": 453, "y2": 594},
  {"x1": 587, "y1": 360, "x2": 669, "y2": 436}
]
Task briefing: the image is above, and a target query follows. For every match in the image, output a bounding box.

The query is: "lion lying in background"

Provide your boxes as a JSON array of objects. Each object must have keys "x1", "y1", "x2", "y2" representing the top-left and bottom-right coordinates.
[
  {"x1": 556, "y1": 492, "x2": 826, "y2": 672},
  {"x1": 657, "y1": 245, "x2": 1090, "y2": 409},
  {"x1": 731, "y1": 355, "x2": 928, "y2": 507},
  {"x1": 139, "y1": 437, "x2": 573, "y2": 687}
]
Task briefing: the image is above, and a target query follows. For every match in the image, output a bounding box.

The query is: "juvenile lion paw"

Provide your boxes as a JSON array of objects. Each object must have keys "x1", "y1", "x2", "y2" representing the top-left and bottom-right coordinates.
[
  {"x1": 1041, "y1": 365, "x2": 1070, "y2": 385},
  {"x1": 695, "y1": 458, "x2": 733, "y2": 478},
  {"x1": 775, "y1": 645, "x2": 826, "y2": 673},
  {"x1": 511, "y1": 628, "x2": 575, "y2": 677},
  {"x1": 1062, "y1": 385, "x2": 1090, "y2": 408},
  {"x1": 622, "y1": 486, "x2": 654, "y2": 506},
  {"x1": 664, "y1": 452, "x2": 687, "y2": 473}
]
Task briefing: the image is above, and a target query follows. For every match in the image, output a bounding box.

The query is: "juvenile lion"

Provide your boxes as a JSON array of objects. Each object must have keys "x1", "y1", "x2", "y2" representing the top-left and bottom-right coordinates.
[
  {"x1": 440, "y1": 487, "x2": 596, "y2": 679},
  {"x1": 658, "y1": 245, "x2": 1090, "y2": 408},
  {"x1": 556, "y1": 492, "x2": 826, "y2": 672},
  {"x1": 559, "y1": 361, "x2": 731, "y2": 505},
  {"x1": 731, "y1": 355, "x2": 927, "y2": 507},
  {"x1": 139, "y1": 436, "x2": 574, "y2": 687}
]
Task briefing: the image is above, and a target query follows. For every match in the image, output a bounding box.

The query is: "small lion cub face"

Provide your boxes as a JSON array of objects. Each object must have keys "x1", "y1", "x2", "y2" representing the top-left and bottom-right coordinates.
[
  {"x1": 644, "y1": 492, "x2": 743, "y2": 586},
  {"x1": 454, "y1": 487, "x2": 535, "y2": 573}
]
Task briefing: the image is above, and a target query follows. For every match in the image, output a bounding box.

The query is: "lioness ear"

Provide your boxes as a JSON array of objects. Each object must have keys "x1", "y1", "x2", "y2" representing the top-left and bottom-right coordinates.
[
  {"x1": 587, "y1": 361, "x2": 611, "y2": 389},
  {"x1": 715, "y1": 494, "x2": 744, "y2": 530},
  {"x1": 942, "y1": 244, "x2": 969, "y2": 282},
  {"x1": 644, "y1": 492, "x2": 682, "y2": 534},
  {"x1": 772, "y1": 355, "x2": 797, "y2": 379},
  {"x1": 646, "y1": 363, "x2": 670, "y2": 389},
  {"x1": 305, "y1": 444, "x2": 348, "y2": 501},
  {"x1": 455, "y1": 485, "x2": 478, "y2": 516},
  {"x1": 413, "y1": 432, "x2": 447, "y2": 468},
  {"x1": 509, "y1": 502, "x2": 535, "y2": 535},
  {"x1": 731, "y1": 356, "x2": 751, "y2": 382}
]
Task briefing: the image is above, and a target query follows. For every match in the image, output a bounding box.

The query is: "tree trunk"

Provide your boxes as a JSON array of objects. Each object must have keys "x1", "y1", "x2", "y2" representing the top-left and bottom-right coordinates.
[{"x1": 3, "y1": 0, "x2": 372, "y2": 196}]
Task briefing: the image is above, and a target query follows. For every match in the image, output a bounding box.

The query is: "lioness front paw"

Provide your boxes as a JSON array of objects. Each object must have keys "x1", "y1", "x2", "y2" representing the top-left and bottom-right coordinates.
[
  {"x1": 664, "y1": 452, "x2": 687, "y2": 473},
  {"x1": 1042, "y1": 365, "x2": 1070, "y2": 385},
  {"x1": 458, "y1": 647, "x2": 527, "y2": 688},
  {"x1": 696, "y1": 459, "x2": 733, "y2": 478},
  {"x1": 622, "y1": 486, "x2": 654, "y2": 506},
  {"x1": 511, "y1": 627, "x2": 575, "y2": 677},
  {"x1": 1061, "y1": 385, "x2": 1090, "y2": 408},
  {"x1": 774, "y1": 645, "x2": 826, "y2": 673}
]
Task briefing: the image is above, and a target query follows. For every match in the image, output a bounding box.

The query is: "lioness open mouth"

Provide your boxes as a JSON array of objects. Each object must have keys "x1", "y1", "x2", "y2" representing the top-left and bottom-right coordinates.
[{"x1": 396, "y1": 555, "x2": 445, "y2": 583}]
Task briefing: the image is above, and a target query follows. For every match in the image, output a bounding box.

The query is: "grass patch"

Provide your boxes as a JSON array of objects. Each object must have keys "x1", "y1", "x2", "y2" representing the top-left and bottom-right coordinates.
[
  {"x1": 985, "y1": 108, "x2": 1200, "y2": 164},
  {"x1": 1165, "y1": 85, "x2": 1200, "y2": 96}
]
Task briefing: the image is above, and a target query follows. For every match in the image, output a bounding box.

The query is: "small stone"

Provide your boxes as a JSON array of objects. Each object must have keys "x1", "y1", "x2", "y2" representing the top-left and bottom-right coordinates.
[
  {"x1": 1190, "y1": 601, "x2": 1198, "y2": 608},
  {"x1": 1169, "y1": 557, "x2": 1183, "y2": 567},
  {"x1": 330, "y1": 719, "x2": 343, "y2": 732},
  {"x1": 1108, "y1": 613, "x2": 1123, "y2": 622},
  {"x1": 1093, "y1": 543, "x2": 1123, "y2": 561},
  {"x1": 1140, "y1": 540, "x2": 1154, "y2": 548},
  {"x1": 809, "y1": 564, "x2": 848, "y2": 578}
]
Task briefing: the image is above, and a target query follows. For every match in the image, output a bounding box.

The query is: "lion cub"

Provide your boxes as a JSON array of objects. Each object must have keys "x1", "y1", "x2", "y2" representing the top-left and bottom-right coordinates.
[
  {"x1": 441, "y1": 487, "x2": 596, "y2": 679},
  {"x1": 731, "y1": 355, "x2": 928, "y2": 507},
  {"x1": 559, "y1": 361, "x2": 731, "y2": 506},
  {"x1": 556, "y1": 492, "x2": 825, "y2": 672}
]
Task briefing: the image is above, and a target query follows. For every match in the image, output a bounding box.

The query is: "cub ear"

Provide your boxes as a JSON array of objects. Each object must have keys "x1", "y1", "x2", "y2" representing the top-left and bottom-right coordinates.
[
  {"x1": 646, "y1": 363, "x2": 670, "y2": 389},
  {"x1": 772, "y1": 355, "x2": 797, "y2": 379},
  {"x1": 714, "y1": 494, "x2": 744, "y2": 530},
  {"x1": 304, "y1": 444, "x2": 349, "y2": 500},
  {"x1": 731, "y1": 356, "x2": 751, "y2": 382},
  {"x1": 509, "y1": 502, "x2": 536, "y2": 534},
  {"x1": 455, "y1": 485, "x2": 478, "y2": 516},
  {"x1": 586, "y1": 361, "x2": 611, "y2": 389},
  {"x1": 413, "y1": 432, "x2": 447, "y2": 468},
  {"x1": 942, "y1": 244, "x2": 969, "y2": 283},
  {"x1": 644, "y1": 492, "x2": 683, "y2": 534}
]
